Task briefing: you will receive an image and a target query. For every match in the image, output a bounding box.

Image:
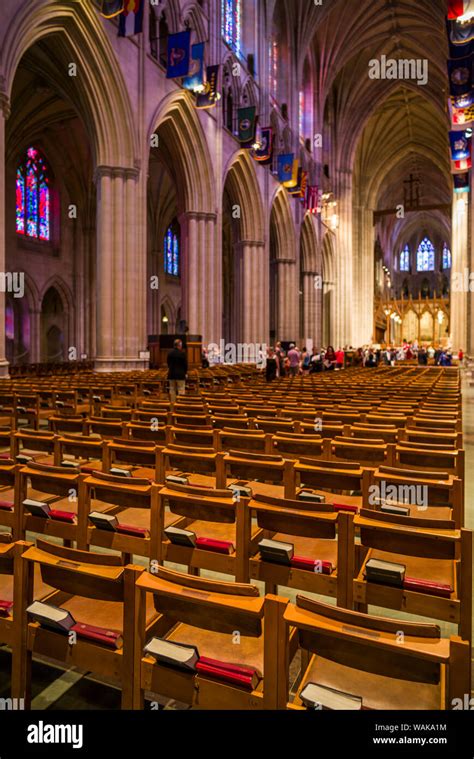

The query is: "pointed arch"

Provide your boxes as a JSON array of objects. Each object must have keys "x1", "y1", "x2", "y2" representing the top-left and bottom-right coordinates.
[
  {"x1": 300, "y1": 212, "x2": 320, "y2": 273},
  {"x1": 270, "y1": 187, "x2": 296, "y2": 261},
  {"x1": 1, "y1": 0, "x2": 138, "y2": 169},
  {"x1": 148, "y1": 91, "x2": 215, "y2": 214},
  {"x1": 223, "y1": 151, "x2": 264, "y2": 242}
]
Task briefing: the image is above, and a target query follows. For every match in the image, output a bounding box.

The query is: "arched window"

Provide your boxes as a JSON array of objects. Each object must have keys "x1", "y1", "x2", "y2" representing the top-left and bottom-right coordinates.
[
  {"x1": 416, "y1": 237, "x2": 435, "y2": 272},
  {"x1": 400, "y1": 244, "x2": 410, "y2": 272},
  {"x1": 164, "y1": 220, "x2": 180, "y2": 277},
  {"x1": 222, "y1": 0, "x2": 241, "y2": 54},
  {"x1": 16, "y1": 147, "x2": 50, "y2": 241},
  {"x1": 299, "y1": 57, "x2": 313, "y2": 141},
  {"x1": 442, "y1": 242, "x2": 452, "y2": 270}
]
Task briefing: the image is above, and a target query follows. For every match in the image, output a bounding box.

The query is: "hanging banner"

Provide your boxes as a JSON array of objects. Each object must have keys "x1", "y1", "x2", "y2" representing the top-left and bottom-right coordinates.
[
  {"x1": 448, "y1": 1, "x2": 474, "y2": 20},
  {"x1": 449, "y1": 129, "x2": 472, "y2": 160},
  {"x1": 195, "y1": 66, "x2": 220, "y2": 108},
  {"x1": 304, "y1": 185, "x2": 319, "y2": 214},
  {"x1": 182, "y1": 43, "x2": 205, "y2": 91},
  {"x1": 252, "y1": 126, "x2": 274, "y2": 164},
  {"x1": 100, "y1": 0, "x2": 124, "y2": 17},
  {"x1": 454, "y1": 172, "x2": 470, "y2": 190},
  {"x1": 237, "y1": 107, "x2": 257, "y2": 144},
  {"x1": 278, "y1": 154, "x2": 295, "y2": 184},
  {"x1": 167, "y1": 31, "x2": 191, "y2": 79},
  {"x1": 448, "y1": 55, "x2": 473, "y2": 103},
  {"x1": 118, "y1": 0, "x2": 143, "y2": 36}
]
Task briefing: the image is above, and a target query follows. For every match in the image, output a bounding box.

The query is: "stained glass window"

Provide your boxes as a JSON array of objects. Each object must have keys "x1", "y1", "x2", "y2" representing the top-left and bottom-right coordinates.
[
  {"x1": 416, "y1": 237, "x2": 435, "y2": 272},
  {"x1": 269, "y1": 39, "x2": 278, "y2": 98},
  {"x1": 442, "y1": 242, "x2": 452, "y2": 270},
  {"x1": 222, "y1": 0, "x2": 241, "y2": 55},
  {"x1": 164, "y1": 220, "x2": 180, "y2": 277},
  {"x1": 299, "y1": 90, "x2": 304, "y2": 136},
  {"x1": 16, "y1": 147, "x2": 50, "y2": 241},
  {"x1": 400, "y1": 244, "x2": 410, "y2": 272}
]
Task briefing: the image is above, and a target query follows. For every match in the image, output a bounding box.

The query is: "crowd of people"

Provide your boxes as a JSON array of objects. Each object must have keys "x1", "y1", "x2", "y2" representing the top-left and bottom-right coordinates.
[{"x1": 264, "y1": 341, "x2": 463, "y2": 381}]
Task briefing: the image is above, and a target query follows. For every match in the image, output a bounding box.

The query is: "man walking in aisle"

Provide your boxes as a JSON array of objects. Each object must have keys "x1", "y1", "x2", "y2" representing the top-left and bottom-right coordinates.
[{"x1": 167, "y1": 339, "x2": 188, "y2": 402}]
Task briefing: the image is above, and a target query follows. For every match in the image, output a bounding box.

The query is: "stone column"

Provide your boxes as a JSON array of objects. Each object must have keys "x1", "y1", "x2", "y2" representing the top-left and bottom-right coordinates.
[
  {"x1": 273, "y1": 258, "x2": 298, "y2": 342},
  {"x1": 0, "y1": 91, "x2": 9, "y2": 375},
  {"x1": 352, "y1": 205, "x2": 375, "y2": 345},
  {"x1": 181, "y1": 211, "x2": 220, "y2": 349},
  {"x1": 234, "y1": 240, "x2": 268, "y2": 347},
  {"x1": 302, "y1": 270, "x2": 322, "y2": 347},
  {"x1": 95, "y1": 166, "x2": 148, "y2": 371},
  {"x1": 450, "y1": 192, "x2": 469, "y2": 351},
  {"x1": 333, "y1": 168, "x2": 354, "y2": 348}
]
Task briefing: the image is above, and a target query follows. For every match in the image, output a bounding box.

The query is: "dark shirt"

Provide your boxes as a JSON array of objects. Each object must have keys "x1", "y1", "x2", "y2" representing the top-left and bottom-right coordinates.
[{"x1": 167, "y1": 348, "x2": 188, "y2": 380}]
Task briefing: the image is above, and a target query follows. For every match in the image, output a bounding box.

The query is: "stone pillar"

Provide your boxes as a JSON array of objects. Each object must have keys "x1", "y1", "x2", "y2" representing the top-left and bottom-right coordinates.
[
  {"x1": 302, "y1": 270, "x2": 322, "y2": 347},
  {"x1": 181, "y1": 211, "x2": 220, "y2": 348},
  {"x1": 30, "y1": 308, "x2": 41, "y2": 363},
  {"x1": 352, "y1": 206, "x2": 375, "y2": 346},
  {"x1": 333, "y1": 168, "x2": 354, "y2": 348},
  {"x1": 273, "y1": 259, "x2": 298, "y2": 342},
  {"x1": 450, "y1": 192, "x2": 469, "y2": 351},
  {"x1": 235, "y1": 240, "x2": 268, "y2": 346},
  {"x1": 0, "y1": 91, "x2": 9, "y2": 375},
  {"x1": 95, "y1": 166, "x2": 148, "y2": 371}
]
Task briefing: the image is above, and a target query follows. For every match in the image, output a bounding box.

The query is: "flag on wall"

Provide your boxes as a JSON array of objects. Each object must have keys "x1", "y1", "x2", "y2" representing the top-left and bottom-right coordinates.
[
  {"x1": 448, "y1": 1, "x2": 474, "y2": 20},
  {"x1": 237, "y1": 107, "x2": 257, "y2": 144},
  {"x1": 448, "y1": 55, "x2": 473, "y2": 102},
  {"x1": 277, "y1": 154, "x2": 295, "y2": 184},
  {"x1": 167, "y1": 31, "x2": 191, "y2": 79},
  {"x1": 449, "y1": 96, "x2": 474, "y2": 125},
  {"x1": 252, "y1": 127, "x2": 273, "y2": 164},
  {"x1": 454, "y1": 172, "x2": 470, "y2": 190},
  {"x1": 283, "y1": 158, "x2": 300, "y2": 188},
  {"x1": 182, "y1": 43, "x2": 205, "y2": 91},
  {"x1": 288, "y1": 169, "x2": 308, "y2": 197},
  {"x1": 449, "y1": 18, "x2": 474, "y2": 46},
  {"x1": 101, "y1": 0, "x2": 124, "y2": 17},
  {"x1": 304, "y1": 185, "x2": 319, "y2": 213},
  {"x1": 195, "y1": 66, "x2": 220, "y2": 108},
  {"x1": 449, "y1": 129, "x2": 472, "y2": 159},
  {"x1": 118, "y1": 0, "x2": 143, "y2": 36},
  {"x1": 453, "y1": 155, "x2": 472, "y2": 170}
]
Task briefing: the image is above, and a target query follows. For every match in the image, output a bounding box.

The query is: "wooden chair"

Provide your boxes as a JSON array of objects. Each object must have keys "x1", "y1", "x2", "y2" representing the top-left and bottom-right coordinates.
[
  {"x1": 0, "y1": 459, "x2": 19, "y2": 534},
  {"x1": 123, "y1": 420, "x2": 168, "y2": 444},
  {"x1": 364, "y1": 465, "x2": 464, "y2": 528},
  {"x1": 392, "y1": 444, "x2": 464, "y2": 479},
  {"x1": 328, "y1": 437, "x2": 394, "y2": 468},
  {"x1": 134, "y1": 566, "x2": 277, "y2": 709},
  {"x1": 271, "y1": 434, "x2": 326, "y2": 460},
  {"x1": 102, "y1": 438, "x2": 158, "y2": 480},
  {"x1": 155, "y1": 482, "x2": 257, "y2": 582},
  {"x1": 218, "y1": 450, "x2": 295, "y2": 494},
  {"x1": 156, "y1": 443, "x2": 225, "y2": 487},
  {"x1": 48, "y1": 413, "x2": 86, "y2": 436},
  {"x1": 214, "y1": 428, "x2": 270, "y2": 454},
  {"x1": 54, "y1": 433, "x2": 105, "y2": 472},
  {"x1": 278, "y1": 596, "x2": 470, "y2": 710},
  {"x1": 12, "y1": 429, "x2": 56, "y2": 465},
  {"x1": 288, "y1": 459, "x2": 370, "y2": 505},
  {"x1": 13, "y1": 539, "x2": 151, "y2": 708},
  {"x1": 249, "y1": 492, "x2": 353, "y2": 606},
  {"x1": 352, "y1": 508, "x2": 472, "y2": 642}
]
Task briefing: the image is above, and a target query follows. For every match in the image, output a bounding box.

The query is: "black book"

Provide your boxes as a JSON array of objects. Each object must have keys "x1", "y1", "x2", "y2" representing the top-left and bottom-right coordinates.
[
  {"x1": 88, "y1": 511, "x2": 118, "y2": 532},
  {"x1": 259, "y1": 538, "x2": 293, "y2": 565},
  {"x1": 144, "y1": 637, "x2": 199, "y2": 672},
  {"x1": 165, "y1": 526, "x2": 197, "y2": 547},
  {"x1": 298, "y1": 490, "x2": 326, "y2": 503},
  {"x1": 380, "y1": 502, "x2": 410, "y2": 516},
  {"x1": 300, "y1": 682, "x2": 362, "y2": 710},
  {"x1": 110, "y1": 467, "x2": 132, "y2": 478},
  {"x1": 23, "y1": 499, "x2": 50, "y2": 518},
  {"x1": 166, "y1": 473, "x2": 189, "y2": 485},
  {"x1": 27, "y1": 601, "x2": 76, "y2": 633},
  {"x1": 364, "y1": 558, "x2": 405, "y2": 587}
]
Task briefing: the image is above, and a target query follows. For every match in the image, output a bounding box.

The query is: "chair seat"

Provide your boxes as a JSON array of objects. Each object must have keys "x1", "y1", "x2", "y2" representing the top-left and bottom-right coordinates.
[
  {"x1": 367, "y1": 549, "x2": 454, "y2": 587},
  {"x1": 185, "y1": 520, "x2": 260, "y2": 547},
  {"x1": 272, "y1": 534, "x2": 338, "y2": 570},
  {"x1": 298, "y1": 653, "x2": 442, "y2": 710},
  {"x1": 111, "y1": 506, "x2": 178, "y2": 530},
  {"x1": 168, "y1": 623, "x2": 263, "y2": 672},
  {"x1": 0, "y1": 564, "x2": 53, "y2": 604},
  {"x1": 59, "y1": 591, "x2": 157, "y2": 632}
]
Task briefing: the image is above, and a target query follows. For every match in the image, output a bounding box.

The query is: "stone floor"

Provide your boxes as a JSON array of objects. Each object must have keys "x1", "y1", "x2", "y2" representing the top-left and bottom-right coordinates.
[{"x1": 1, "y1": 372, "x2": 472, "y2": 708}]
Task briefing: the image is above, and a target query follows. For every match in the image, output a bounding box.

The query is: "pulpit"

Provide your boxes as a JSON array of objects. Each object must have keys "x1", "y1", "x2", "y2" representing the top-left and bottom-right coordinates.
[{"x1": 148, "y1": 335, "x2": 202, "y2": 369}]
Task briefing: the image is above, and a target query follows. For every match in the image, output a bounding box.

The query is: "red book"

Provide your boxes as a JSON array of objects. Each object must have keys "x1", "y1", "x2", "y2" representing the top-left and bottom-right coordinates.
[
  {"x1": 0, "y1": 600, "x2": 13, "y2": 616},
  {"x1": 403, "y1": 577, "x2": 453, "y2": 598},
  {"x1": 196, "y1": 657, "x2": 261, "y2": 690},
  {"x1": 333, "y1": 503, "x2": 358, "y2": 514},
  {"x1": 0, "y1": 500, "x2": 13, "y2": 511},
  {"x1": 71, "y1": 622, "x2": 123, "y2": 649},
  {"x1": 49, "y1": 509, "x2": 76, "y2": 524},
  {"x1": 0, "y1": 453, "x2": 11, "y2": 460},
  {"x1": 196, "y1": 537, "x2": 235, "y2": 554},
  {"x1": 116, "y1": 523, "x2": 149, "y2": 538},
  {"x1": 291, "y1": 556, "x2": 333, "y2": 574}
]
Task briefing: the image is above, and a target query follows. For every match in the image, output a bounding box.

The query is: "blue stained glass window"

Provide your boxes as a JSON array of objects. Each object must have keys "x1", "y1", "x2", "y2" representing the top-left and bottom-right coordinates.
[
  {"x1": 442, "y1": 242, "x2": 452, "y2": 270},
  {"x1": 400, "y1": 245, "x2": 410, "y2": 272},
  {"x1": 222, "y1": 0, "x2": 241, "y2": 54},
  {"x1": 164, "y1": 220, "x2": 180, "y2": 277},
  {"x1": 416, "y1": 237, "x2": 435, "y2": 272},
  {"x1": 16, "y1": 147, "x2": 50, "y2": 241}
]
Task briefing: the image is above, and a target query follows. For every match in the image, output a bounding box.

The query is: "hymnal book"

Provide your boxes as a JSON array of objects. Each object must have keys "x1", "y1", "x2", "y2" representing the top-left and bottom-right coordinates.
[
  {"x1": 165, "y1": 526, "x2": 197, "y2": 547},
  {"x1": 16, "y1": 454, "x2": 33, "y2": 464},
  {"x1": 300, "y1": 682, "x2": 362, "y2": 710},
  {"x1": 259, "y1": 538, "x2": 293, "y2": 565},
  {"x1": 144, "y1": 637, "x2": 199, "y2": 672},
  {"x1": 403, "y1": 577, "x2": 453, "y2": 598},
  {"x1": 16, "y1": 406, "x2": 27, "y2": 414},
  {"x1": 23, "y1": 499, "x2": 76, "y2": 523},
  {"x1": 92, "y1": 395, "x2": 101, "y2": 402},
  {"x1": 196, "y1": 656, "x2": 262, "y2": 691},
  {"x1": 27, "y1": 601, "x2": 75, "y2": 633},
  {"x1": 88, "y1": 511, "x2": 148, "y2": 538},
  {"x1": 228, "y1": 481, "x2": 252, "y2": 498},
  {"x1": 56, "y1": 401, "x2": 65, "y2": 408},
  {"x1": 0, "y1": 600, "x2": 13, "y2": 617},
  {"x1": 380, "y1": 503, "x2": 410, "y2": 516},
  {"x1": 298, "y1": 491, "x2": 326, "y2": 503},
  {"x1": 60, "y1": 459, "x2": 81, "y2": 469},
  {"x1": 88, "y1": 511, "x2": 118, "y2": 531},
  {"x1": 71, "y1": 622, "x2": 123, "y2": 649},
  {"x1": 364, "y1": 558, "x2": 405, "y2": 587},
  {"x1": 195, "y1": 537, "x2": 234, "y2": 554},
  {"x1": 333, "y1": 503, "x2": 358, "y2": 514},
  {"x1": 110, "y1": 467, "x2": 132, "y2": 478},
  {"x1": 166, "y1": 473, "x2": 189, "y2": 485},
  {"x1": 291, "y1": 556, "x2": 333, "y2": 574},
  {"x1": 0, "y1": 500, "x2": 13, "y2": 511}
]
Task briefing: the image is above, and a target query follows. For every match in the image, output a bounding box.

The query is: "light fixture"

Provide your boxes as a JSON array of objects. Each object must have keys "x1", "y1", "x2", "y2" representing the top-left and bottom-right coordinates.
[
  {"x1": 437, "y1": 310, "x2": 444, "y2": 324},
  {"x1": 162, "y1": 315, "x2": 169, "y2": 323},
  {"x1": 321, "y1": 192, "x2": 339, "y2": 231}
]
